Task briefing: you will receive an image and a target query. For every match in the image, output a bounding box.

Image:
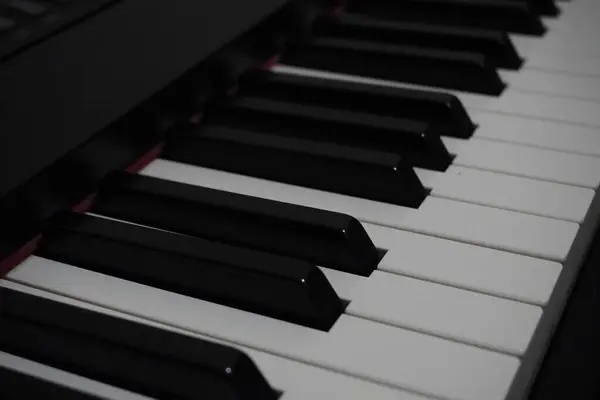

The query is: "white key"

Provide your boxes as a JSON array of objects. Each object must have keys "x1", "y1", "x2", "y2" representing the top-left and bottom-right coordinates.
[
  {"x1": 365, "y1": 223, "x2": 561, "y2": 305},
  {"x1": 444, "y1": 136, "x2": 600, "y2": 189},
  {"x1": 471, "y1": 110, "x2": 600, "y2": 157},
  {"x1": 1, "y1": 281, "x2": 428, "y2": 400},
  {"x1": 322, "y1": 268, "x2": 542, "y2": 355},
  {"x1": 142, "y1": 159, "x2": 578, "y2": 261},
  {"x1": 5, "y1": 258, "x2": 521, "y2": 400},
  {"x1": 499, "y1": 69, "x2": 600, "y2": 103},
  {"x1": 0, "y1": 351, "x2": 154, "y2": 400},
  {"x1": 415, "y1": 166, "x2": 594, "y2": 222}
]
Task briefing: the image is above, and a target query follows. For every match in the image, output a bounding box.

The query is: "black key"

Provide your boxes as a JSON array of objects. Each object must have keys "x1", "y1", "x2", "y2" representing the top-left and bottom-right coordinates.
[
  {"x1": 0, "y1": 365, "x2": 101, "y2": 400},
  {"x1": 0, "y1": 17, "x2": 16, "y2": 32},
  {"x1": 0, "y1": 287, "x2": 279, "y2": 400},
  {"x1": 313, "y1": 14, "x2": 523, "y2": 69},
  {"x1": 502, "y1": 0, "x2": 560, "y2": 16},
  {"x1": 281, "y1": 37, "x2": 506, "y2": 95},
  {"x1": 164, "y1": 124, "x2": 428, "y2": 208},
  {"x1": 38, "y1": 213, "x2": 344, "y2": 330},
  {"x1": 237, "y1": 70, "x2": 475, "y2": 138},
  {"x1": 93, "y1": 172, "x2": 380, "y2": 276},
  {"x1": 345, "y1": 0, "x2": 546, "y2": 36},
  {"x1": 205, "y1": 96, "x2": 453, "y2": 171}
]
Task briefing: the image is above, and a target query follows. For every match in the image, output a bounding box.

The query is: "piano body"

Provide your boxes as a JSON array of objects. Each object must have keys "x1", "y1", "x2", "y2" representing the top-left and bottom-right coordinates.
[{"x1": 1, "y1": 0, "x2": 599, "y2": 399}]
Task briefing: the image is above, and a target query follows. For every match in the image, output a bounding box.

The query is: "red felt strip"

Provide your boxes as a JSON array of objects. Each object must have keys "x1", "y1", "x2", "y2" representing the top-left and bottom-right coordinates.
[
  {"x1": 125, "y1": 141, "x2": 165, "y2": 174},
  {"x1": 0, "y1": 235, "x2": 42, "y2": 277}
]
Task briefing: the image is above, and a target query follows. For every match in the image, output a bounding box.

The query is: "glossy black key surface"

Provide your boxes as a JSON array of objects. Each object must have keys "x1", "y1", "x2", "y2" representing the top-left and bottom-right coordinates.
[
  {"x1": 0, "y1": 287, "x2": 279, "y2": 400},
  {"x1": 205, "y1": 96, "x2": 453, "y2": 171},
  {"x1": 281, "y1": 37, "x2": 505, "y2": 95},
  {"x1": 237, "y1": 70, "x2": 475, "y2": 138},
  {"x1": 164, "y1": 124, "x2": 428, "y2": 207},
  {"x1": 345, "y1": 0, "x2": 546, "y2": 36},
  {"x1": 38, "y1": 213, "x2": 344, "y2": 330},
  {"x1": 313, "y1": 14, "x2": 523, "y2": 69},
  {"x1": 0, "y1": 365, "x2": 102, "y2": 400},
  {"x1": 94, "y1": 172, "x2": 380, "y2": 276}
]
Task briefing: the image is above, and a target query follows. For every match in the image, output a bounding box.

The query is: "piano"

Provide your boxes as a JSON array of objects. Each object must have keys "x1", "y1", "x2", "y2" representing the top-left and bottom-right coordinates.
[{"x1": 1, "y1": 0, "x2": 599, "y2": 398}]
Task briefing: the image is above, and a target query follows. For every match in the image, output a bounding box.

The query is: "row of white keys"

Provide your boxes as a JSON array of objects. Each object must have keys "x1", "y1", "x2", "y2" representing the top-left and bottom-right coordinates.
[
  {"x1": 469, "y1": 110, "x2": 600, "y2": 157},
  {"x1": 462, "y1": 90, "x2": 600, "y2": 130},
  {"x1": 320, "y1": 267, "x2": 541, "y2": 355},
  {"x1": 365, "y1": 222, "x2": 561, "y2": 306},
  {"x1": 141, "y1": 159, "x2": 577, "y2": 261},
  {"x1": 475, "y1": 0, "x2": 600, "y2": 220},
  {"x1": 542, "y1": 18, "x2": 600, "y2": 40},
  {"x1": 4, "y1": 259, "x2": 520, "y2": 400},
  {"x1": 442, "y1": 136, "x2": 600, "y2": 190},
  {"x1": 522, "y1": 50, "x2": 600, "y2": 78},
  {"x1": 414, "y1": 166, "x2": 593, "y2": 222},
  {"x1": 497, "y1": 69, "x2": 600, "y2": 103},
  {"x1": 515, "y1": 36, "x2": 600, "y2": 78},
  {"x1": 514, "y1": 2, "x2": 600, "y2": 55},
  {"x1": 513, "y1": 1, "x2": 600, "y2": 76},
  {"x1": 499, "y1": 0, "x2": 600, "y2": 95},
  {"x1": 512, "y1": 33, "x2": 600, "y2": 60},
  {"x1": 542, "y1": 0, "x2": 600, "y2": 38},
  {"x1": 1, "y1": 280, "x2": 431, "y2": 400},
  {"x1": 0, "y1": 351, "x2": 155, "y2": 400},
  {"x1": 270, "y1": 65, "x2": 600, "y2": 188}
]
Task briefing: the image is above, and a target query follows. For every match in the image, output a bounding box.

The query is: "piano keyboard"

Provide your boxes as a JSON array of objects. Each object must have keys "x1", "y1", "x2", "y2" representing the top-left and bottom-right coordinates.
[{"x1": 2, "y1": 0, "x2": 600, "y2": 399}]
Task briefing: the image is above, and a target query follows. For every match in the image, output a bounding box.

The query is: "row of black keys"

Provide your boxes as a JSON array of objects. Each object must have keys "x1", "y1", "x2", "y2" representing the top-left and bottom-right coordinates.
[
  {"x1": 276, "y1": 0, "x2": 560, "y2": 95},
  {"x1": 0, "y1": 168, "x2": 382, "y2": 399},
  {"x1": 165, "y1": 69, "x2": 474, "y2": 209},
  {"x1": 46, "y1": 170, "x2": 375, "y2": 329},
  {"x1": 2, "y1": 66, "x2": 455, "y2": 338},
  {"x1": 156, "y1": 0, "x2": 559, "y2": 209},
  {"x1": 344, "y1": 0, "x2": 559, "y2": 34}
]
